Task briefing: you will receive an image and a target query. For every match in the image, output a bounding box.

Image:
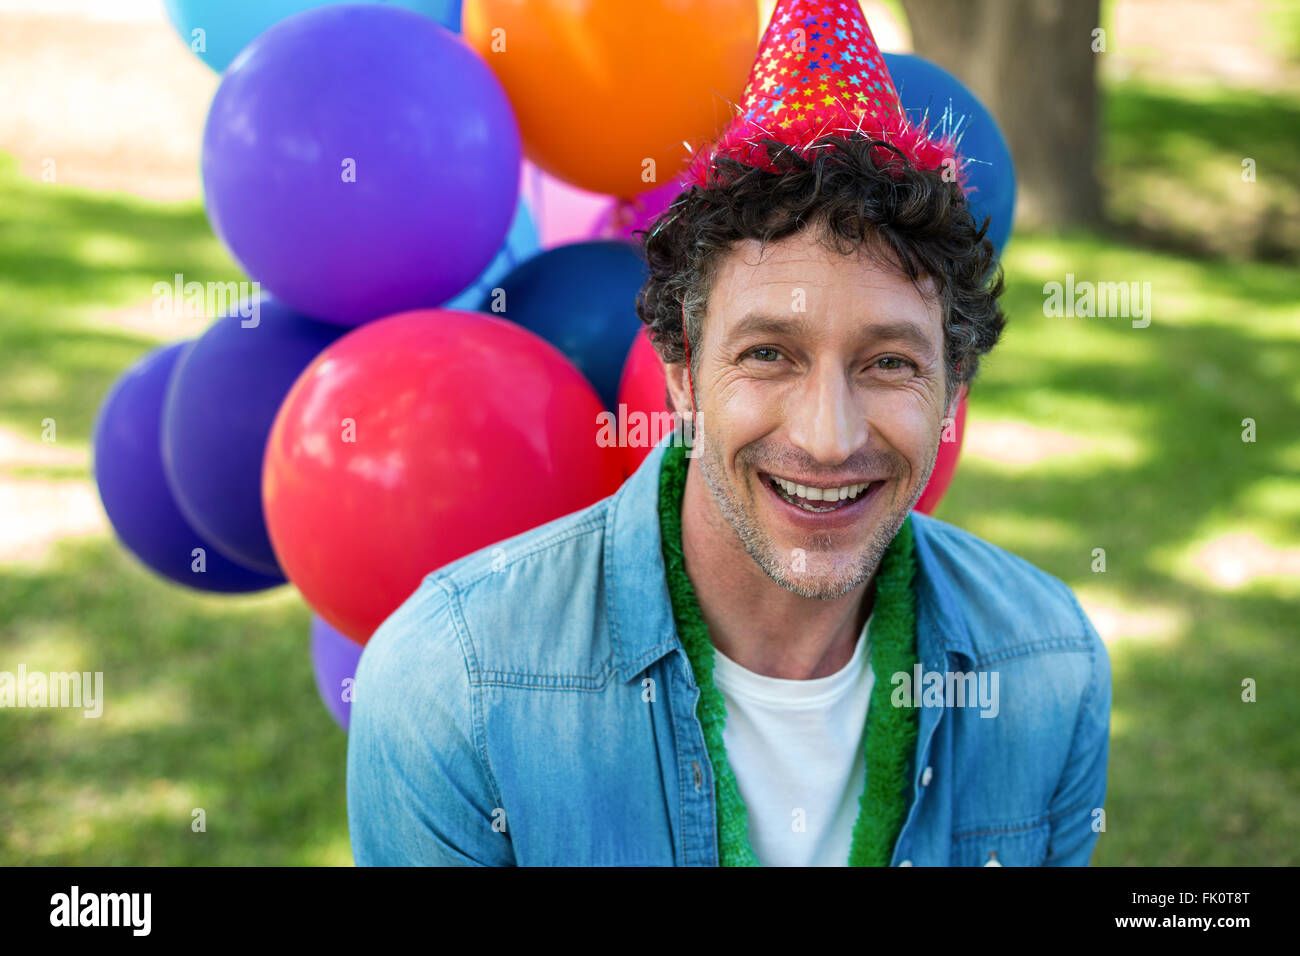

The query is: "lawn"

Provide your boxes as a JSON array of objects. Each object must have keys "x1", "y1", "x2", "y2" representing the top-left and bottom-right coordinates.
[
  {"x1": 1, "y1": 75, "x2": 1297, "y2": 865},
  {"x1": 944, "y1": 228, "x2": 1300, "y2": 864},
  {"x1": 0, "y1": 151, "x2": 350, "y2": 865}
]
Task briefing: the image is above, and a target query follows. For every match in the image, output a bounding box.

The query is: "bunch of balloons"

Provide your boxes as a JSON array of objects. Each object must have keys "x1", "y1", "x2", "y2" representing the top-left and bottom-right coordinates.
[{"x1": 94, "y1": 0, "x2": 1016, "y2": 730}]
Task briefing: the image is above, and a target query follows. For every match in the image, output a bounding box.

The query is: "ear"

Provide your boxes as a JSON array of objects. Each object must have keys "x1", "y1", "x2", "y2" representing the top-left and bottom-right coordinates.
[
  {"x1": 945, "y1": 381, "x2": 968, "y2": 422},
  {"x1": 664, "y1": 361, "x2": 694, "y2": 417}
]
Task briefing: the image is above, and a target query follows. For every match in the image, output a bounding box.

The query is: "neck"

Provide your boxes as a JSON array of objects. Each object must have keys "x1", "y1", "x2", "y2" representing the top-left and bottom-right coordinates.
[{"x1": 680, "y1": 455, "x2": 876, "y2": 680}]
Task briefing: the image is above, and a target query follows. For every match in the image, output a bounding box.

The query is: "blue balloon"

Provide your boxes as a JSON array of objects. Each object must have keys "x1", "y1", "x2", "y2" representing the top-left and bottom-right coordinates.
[
  {"x1": 443, "y1": 202, "x2": 540, "y2": 311},
  {"x1": 883, "y1": 53, "x2": 1017, "y2": 255},
  {"x1": 92, "y1": 343, "x2": 285, "y2": 592},
  {"x1": 163, "y1": 0, "x2": 463, "y2": 72},
  {"x1": 311, "y1": 614, "x2": 363, "y2": 731},
  {"x1": 161, "y1": 296, "x2": 347, "y2": 577},
  {"x1": 479, "y1": 241, "x2": 647, "y2": 410}
]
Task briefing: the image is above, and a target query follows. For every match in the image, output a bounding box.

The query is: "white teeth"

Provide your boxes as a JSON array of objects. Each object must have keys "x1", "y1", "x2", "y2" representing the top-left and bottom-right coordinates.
[{"x1": 771, "y1": 476, "x2": 873, "y2": 503}]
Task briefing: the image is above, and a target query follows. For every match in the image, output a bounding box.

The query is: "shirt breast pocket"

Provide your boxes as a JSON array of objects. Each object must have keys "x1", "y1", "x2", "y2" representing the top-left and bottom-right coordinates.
[{"x1": 951, "y1": 820, "x2": 1051, "y2": 867}]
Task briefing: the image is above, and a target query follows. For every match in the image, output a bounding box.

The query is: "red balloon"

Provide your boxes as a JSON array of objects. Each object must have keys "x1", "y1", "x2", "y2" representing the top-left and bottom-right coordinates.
[
  {"x1": 263, "y1": 309, "x2": 623, "y2": 643},
  {"x1": 617, "y1": 329, "x2": 671, "y2": 477},
  {"x1": 914, "y1": 392, "x2": 967, "y2": 516},
  {"x1": 615, "y1": 329, "x2": 967, "y2": 510}
]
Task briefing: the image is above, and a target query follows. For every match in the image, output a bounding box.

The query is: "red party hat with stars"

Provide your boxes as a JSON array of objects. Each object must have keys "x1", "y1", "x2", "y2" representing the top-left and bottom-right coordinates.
[{"x1": 685, "y1": 0, "x2": 967, "y2": 191}]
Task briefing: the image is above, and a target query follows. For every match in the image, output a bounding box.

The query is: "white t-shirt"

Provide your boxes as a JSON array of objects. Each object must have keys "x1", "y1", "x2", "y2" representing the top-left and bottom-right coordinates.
[{"x1": 711, "y1": 616, "x2": 873, "y2": 867}]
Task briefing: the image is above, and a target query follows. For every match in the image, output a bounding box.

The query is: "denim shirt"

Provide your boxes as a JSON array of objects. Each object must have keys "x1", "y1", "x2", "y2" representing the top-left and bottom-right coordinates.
[{"x1": 347, "y1": 439, "x2": 1111, "y2": 866}]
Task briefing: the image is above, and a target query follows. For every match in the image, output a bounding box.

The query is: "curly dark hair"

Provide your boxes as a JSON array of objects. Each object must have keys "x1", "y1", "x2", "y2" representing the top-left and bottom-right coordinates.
[{"x1": 633, "y1": 133, "x2": 1006, "y2": 411}]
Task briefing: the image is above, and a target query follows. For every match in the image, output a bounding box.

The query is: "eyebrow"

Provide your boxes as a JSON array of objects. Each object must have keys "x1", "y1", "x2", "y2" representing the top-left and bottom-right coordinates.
[{"x1": 724, "y1": 311, "x2": 939, "y2": 356}]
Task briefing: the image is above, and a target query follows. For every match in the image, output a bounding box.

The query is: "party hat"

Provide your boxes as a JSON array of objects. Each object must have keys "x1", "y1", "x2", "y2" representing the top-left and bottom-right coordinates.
[{"x1": 685, "y1": 0, "x2": 967, "y2": 190}]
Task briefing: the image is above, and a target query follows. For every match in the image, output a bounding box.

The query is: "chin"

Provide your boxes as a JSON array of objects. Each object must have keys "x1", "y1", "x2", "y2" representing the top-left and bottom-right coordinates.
[
  {"x1": 762, "y1": 522, "x2": 894, "y2": 594},
  {"x1": 697, "y1": 435, "x2": 916, "y2": 599},
  {"x1": 760, "y1": 560, "x2": 873, "y2": 600}
]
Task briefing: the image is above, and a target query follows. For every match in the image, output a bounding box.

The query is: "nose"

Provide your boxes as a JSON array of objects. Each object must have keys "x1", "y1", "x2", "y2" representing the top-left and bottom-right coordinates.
[{"x1": 784, "y1": 360, "x2": 868, "y2": 466}]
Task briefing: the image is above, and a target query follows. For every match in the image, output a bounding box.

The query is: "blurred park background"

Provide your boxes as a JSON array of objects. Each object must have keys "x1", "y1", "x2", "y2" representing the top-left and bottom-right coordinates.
[{"x1": 0, "y1": 0, "x2": 1297, "y2": 865}]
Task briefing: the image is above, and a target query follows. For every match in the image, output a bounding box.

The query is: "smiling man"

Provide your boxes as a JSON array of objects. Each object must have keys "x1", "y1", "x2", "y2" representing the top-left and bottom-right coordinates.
[
  {"x1": 347, "y1": 0, "x2": 1111, "y2": 867},
  {"x1": 674, "y1": 232, "x2": 950, "y2": 614}
]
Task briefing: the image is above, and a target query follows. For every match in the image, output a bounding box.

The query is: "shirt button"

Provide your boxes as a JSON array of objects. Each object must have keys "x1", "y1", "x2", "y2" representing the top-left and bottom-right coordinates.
[
  {"x1": 921, "y1": 766, "x2": 933, "y2": 787},
  {"x1": 985, "y1": 851, "x2": 1002, "y2": 867},
  {"x1": 898, "y1": 859, "x2": 913, "y2": 867},
  {"x1": 692, "y1": 760, "x2": 702, "y2": 792}
]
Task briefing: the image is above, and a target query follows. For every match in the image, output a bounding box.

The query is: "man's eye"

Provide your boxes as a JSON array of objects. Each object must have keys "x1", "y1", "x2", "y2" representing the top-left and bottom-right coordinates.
[
  {"x1": 748, "y1": 347, "x2": 783, "y2": 362},
  {"x1": 876, "y1": 356, "x2": 915, "y2": 371}
]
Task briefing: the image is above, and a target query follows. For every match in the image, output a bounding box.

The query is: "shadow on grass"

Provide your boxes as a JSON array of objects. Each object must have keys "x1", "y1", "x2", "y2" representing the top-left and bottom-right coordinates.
[
  {"x1": 2, "y1": 138, "x2": 1298, "y2": 865},
  {"x1": 0, "y1": 535, "x2": 351, "y2": 866},
  {"x1": 0, "y1": 150, "x2": 245, "y2": 445},
  {"x1": 1102, "y1": 80, "x2": 1300, "y2": 263},
  {"x1": 0, "y1": 151, "x2": 346, "y2": 864},
  {"x1": 933, "y1": 235, "x2": 1300, "y2": 864}
]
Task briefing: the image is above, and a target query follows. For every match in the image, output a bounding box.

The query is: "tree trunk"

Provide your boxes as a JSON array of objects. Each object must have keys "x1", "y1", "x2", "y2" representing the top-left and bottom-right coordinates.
[{"x1": 899, "y1": 0, "x2": 1103, "y2": 229}]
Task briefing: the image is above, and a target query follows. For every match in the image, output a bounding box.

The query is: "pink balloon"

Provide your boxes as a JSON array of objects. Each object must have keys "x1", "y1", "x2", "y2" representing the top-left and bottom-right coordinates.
[
  {"x1": 617, "y1": 329, "x2": 671, "y2": 477},
  {"x1": 519, "y1": 161, "x2": 690, "y2": 249},
  {"x1": 914, "y1": 394, "x2": 967, "y2": 515},
  {"x1": 519, "y1": 160, "x2": 611, "y2": 249},
  {"x1": 616, "y1": 329, "x2": 968, "y2": 511},
  {"x1": 592, "y1": 176, "x2": 689, "y2": 241}
]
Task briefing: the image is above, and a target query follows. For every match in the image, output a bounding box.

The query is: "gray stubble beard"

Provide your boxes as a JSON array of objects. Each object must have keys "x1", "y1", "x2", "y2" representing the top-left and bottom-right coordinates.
[{"x1": 692, "y1": 431, "x2": 937, "y2": 600}]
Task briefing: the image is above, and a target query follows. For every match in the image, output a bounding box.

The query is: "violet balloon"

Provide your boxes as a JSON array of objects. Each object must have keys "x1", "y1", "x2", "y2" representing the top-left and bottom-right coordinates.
[
  {"x1": 311, "y1": 614, "x2": 363, "y2": 731},
  {"x1": 201, "y1": 4, "x2": 521, "y2": 325},
  {"x1": 92, "y1": 343, "x2": 285, "y2": 593},
  {"x1": 442, "y1": 201, "x2": 539, "y2": 310},
  {"x1": 161, "y1": 296, "x2": 347, "y2": 577}
]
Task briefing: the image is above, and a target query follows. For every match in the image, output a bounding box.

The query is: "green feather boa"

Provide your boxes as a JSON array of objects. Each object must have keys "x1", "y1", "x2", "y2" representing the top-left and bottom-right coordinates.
[{"x1": 657, "y1": 440, "x2": 920, "y2": 866}]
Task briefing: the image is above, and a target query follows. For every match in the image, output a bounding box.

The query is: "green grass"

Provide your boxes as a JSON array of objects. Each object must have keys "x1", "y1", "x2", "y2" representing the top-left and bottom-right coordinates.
[
  {"x1": 940, "y1": 229, "x2": 1300, "y2": 865},
  {"x1": 1, "y1": 70, "x2": 1299, "y2": 864},
  {"x1": 1263, "y1": 0, "x2": 1300, "y2": 64},
  {"x1": 0, "y1": 545, "x2": 349, "y2": 865},
  {"x1": 0, "y1": 152, "x2": 352, "y2": 865},
  {"x1": 0, "y1": 151, "x2": 245, "y2": 443},
  {"x1": 1102, "y1": 77, "x2": 1300, "y2": 262}
]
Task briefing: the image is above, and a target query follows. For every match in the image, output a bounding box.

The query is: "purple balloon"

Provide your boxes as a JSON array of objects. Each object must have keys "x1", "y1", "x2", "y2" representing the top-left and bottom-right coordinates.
[
  {"x1": 201, "y1": 4, "x2": 521, "y2": 325},
  {"x1": 311, "y1": 614, "x2": 363, "y2": 731},
  {"x1": 161, "y1": 295, "x2": 346, "y2": 577},
  {"x1": 92, "y1": 343, "x2": 285, "y2": 592}
]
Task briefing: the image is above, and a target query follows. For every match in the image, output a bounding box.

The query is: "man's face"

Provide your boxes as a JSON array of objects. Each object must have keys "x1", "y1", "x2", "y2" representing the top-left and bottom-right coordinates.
[{"x1": 666, "y1": 227, "x2": 962, "y2": 599}]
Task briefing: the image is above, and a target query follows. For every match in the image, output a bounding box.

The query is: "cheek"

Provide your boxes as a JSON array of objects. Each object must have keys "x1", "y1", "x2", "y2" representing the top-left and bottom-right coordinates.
[
  {"x1": 865, "y1": 394, "x2": 944, "y2": 465},
  {"x1": 707, "y1": 377, "x2": 782, "y2": 449}
]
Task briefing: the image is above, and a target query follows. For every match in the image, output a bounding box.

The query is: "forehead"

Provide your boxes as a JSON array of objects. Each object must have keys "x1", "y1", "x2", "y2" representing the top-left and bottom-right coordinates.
[{"x1": 706, "y1": 230, "x2": 942, "y2": 335}]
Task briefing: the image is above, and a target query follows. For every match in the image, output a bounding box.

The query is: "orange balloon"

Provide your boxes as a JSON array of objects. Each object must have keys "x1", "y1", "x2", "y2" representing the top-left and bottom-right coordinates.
[{"x1": 465, "y1": 0, "x2": 759, "y2": 198}]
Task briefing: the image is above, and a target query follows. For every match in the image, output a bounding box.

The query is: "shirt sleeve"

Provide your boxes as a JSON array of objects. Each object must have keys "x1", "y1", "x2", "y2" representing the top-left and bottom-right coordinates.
[
  {"x1": 1043, "y1": 592, "x2": 1112, "y2": 866},
  {"x1": 346, "y1": 578, "x2": 515, "y2": 866}
]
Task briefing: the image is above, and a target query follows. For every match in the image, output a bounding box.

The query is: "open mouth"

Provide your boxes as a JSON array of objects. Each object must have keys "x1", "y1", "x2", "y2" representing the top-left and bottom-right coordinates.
[{"x1": 763, "y1": 473, "x2": 884, "y2": 514}]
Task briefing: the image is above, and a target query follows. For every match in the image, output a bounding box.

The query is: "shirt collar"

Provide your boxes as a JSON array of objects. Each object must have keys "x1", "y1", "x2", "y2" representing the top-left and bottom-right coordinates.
[
  {"x1": 608, "y1": 435, "x2": 681, "y2": 682},
  {"x1": 910, "y1": 513, "x2": 979, "y2": 667}
]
